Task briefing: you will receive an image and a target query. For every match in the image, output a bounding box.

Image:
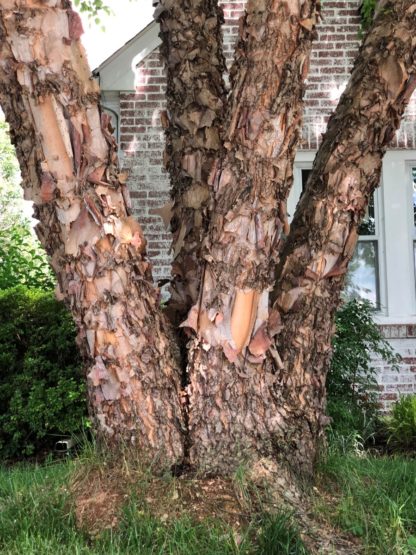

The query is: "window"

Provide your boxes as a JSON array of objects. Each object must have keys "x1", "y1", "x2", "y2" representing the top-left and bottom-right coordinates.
[
  {"x1": 290, "y1": 166, "x2": 381, "y2": 307},
  {"x1": 344, "y1": 192, "x2": 380, "y2": 307}
]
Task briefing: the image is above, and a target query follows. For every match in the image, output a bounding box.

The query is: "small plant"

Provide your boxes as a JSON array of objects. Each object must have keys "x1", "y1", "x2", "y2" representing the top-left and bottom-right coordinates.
[
  {"x1": 360, "y1": 0, "x2": 377, "y2": 31},
  {"x1": 386, "y1": 395, "x2": 416, "y2": 451},
  {"x1": 0, "y1": 286, "x2": 87, "y2": 459},
  {"x1": 256, "y1": 513, "x2": 309, "y2": 555},
  {"x1": 327, "y1": 299, "x2": 400, "y2": 441}
]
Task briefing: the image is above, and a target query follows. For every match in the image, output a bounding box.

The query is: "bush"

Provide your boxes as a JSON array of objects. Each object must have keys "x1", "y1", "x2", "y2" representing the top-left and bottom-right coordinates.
[
  {"x1": 0, "y1": 119, "x2": 55, "y2": 291},
  {"x1": 386, "y1": 395, "x2": 416, "y2": 451},
  {"x1": 327, "y1": 299, "x2": 400, "y2": 440},
  {"x1": 0, "y1": 287, "x2": 87, "y2": 459},
  {"x1": 0, "y1": 224, "x2": 55, "y2": 290}
]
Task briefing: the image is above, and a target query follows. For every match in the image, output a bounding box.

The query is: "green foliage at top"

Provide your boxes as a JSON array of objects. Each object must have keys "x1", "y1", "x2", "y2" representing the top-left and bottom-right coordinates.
[
  {"x1": 0, "y1": 287, "x2": 86, "y2": 459},
  {"x1": 0, "y1": 120, "x2": 55, "y2": 290},
  {"x1": 74, "y1": 0, "x2": 111, "y2": 25},
  {"x1": 327, "y1": 299, "x2": 400, "y2": 439},
  {"x1": 386, "y1": 395, "x2": 416, "y2": 450}
]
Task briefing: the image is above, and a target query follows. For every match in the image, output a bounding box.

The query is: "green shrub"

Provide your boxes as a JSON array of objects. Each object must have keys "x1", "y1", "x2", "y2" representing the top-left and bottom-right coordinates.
[
  {"x1": 386, "y1": 395, "x2": 416, "y2": 451},
  {"x1": 0, "y1": 118, "x2": 55, "y2": 291},
  {"x1": 0, "y1": 287, "x2": 87, "y2": 459},
  {"x1": 327, "y1": 299, "x2": 400, "y2": 440},
  {"x1": 0, "y1": 224, "x2": 55, "y2": 290}
]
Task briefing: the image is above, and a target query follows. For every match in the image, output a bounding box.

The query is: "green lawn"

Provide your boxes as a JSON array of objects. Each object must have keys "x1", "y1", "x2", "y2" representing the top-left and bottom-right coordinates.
[
  {"x1": 317, "y1": 452, "x2": 416, "y2": 555},
  {"x1": 1, "y1": 450, "x2": 415, "y2": 555},
  {"x1": 0, "y1": 458, "x2": 305, "y2": 555}
]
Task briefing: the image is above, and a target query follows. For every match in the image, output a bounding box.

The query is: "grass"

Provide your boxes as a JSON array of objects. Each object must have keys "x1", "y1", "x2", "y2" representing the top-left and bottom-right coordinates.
[
  {"x1": 317, "y1": 450, "x2": 416, "y2": 555},
  {"x1": 0, "y1": 461, "x2": 88, "y2": 554},
  {"x1": 0, "y1": 456, "x2": 308, "y2": 555},
  {"x1": 2, "y1": 443, "x2": 416, "y2": 555}
]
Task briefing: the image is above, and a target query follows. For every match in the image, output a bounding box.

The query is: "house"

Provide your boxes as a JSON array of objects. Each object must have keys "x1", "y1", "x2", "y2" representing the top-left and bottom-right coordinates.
[{"x1": 93, "y1": 0, "x2": 416, "y2": 410}]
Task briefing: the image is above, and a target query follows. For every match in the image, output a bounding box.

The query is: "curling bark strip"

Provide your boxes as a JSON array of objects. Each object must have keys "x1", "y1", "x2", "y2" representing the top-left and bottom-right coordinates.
[
  {"x1": 184, "y1": 0, "x2": 320, "y2": 473},
  {"x1": 0, "y1": 0, "x2": 185, "y2": 466},
  {"x1": 155, "y1": 0, "x2": 227, "y2": 324},
  {"x1": 271, "y1": 0, "x2": 416, "y2": 472}
]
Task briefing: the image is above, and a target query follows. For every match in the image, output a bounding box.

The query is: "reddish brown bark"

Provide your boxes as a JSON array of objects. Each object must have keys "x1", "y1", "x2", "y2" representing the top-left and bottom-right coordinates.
[
  {"x1": 2, "y1": 0, "x2": 415, "y2": 480},
  {"x1": 155, "y1": 0, "x2": 227, "y2": 324},
  {"x1": 270, "y1": 0, "x2": 416, "y2": 473},
  {"x1": 0, "y1": 0, "x2": 184, "y2": 467},
  {"x1": 184, "y1": 0, "x2": 320, "y2": 473}
]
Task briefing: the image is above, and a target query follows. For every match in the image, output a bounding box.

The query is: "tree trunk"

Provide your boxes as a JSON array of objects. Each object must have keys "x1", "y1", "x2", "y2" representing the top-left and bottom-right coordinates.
[
  {"x1": 155, "y1": 0, "x2": 227, "y2": 326},
  {"x1": 0, "y1": 0, "x2": 185, "y2": 467},
  {"x1": 2, "y1": 0, "x2": 415, "y2": 480},
  {"x1": 184, "y1": 0, "x2": 320, "y2": 474},
  {"x1": 270, "y1": 0, "x2": 416, "y2": 473}
]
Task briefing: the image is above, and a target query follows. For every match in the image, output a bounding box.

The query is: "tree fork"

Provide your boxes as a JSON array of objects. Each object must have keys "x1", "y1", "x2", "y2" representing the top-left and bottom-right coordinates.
[
  {"x1": 0, "y1": 0, "x2": 185, "y2": 467},
  {"x1": 271, "y1": 0, "x2": 416, "y2": 473}
]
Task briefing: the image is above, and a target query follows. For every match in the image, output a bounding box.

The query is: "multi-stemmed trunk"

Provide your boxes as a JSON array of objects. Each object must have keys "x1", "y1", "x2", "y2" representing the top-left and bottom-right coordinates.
[{"x1": 1, "y1": 0, "x2": 415, "y2": 478}]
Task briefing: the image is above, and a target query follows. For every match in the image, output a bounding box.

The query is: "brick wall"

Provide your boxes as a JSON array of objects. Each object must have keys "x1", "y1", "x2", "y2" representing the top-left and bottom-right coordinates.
[
  {"x1": 116, "y1": 0, "x2": 416, "y2": 409},
  {"x1": 120, "y1": 50, "x2": 171, "y2": 283},
  {"x1": 301, "y1": 0, "x2": 416, "y2": 149}
]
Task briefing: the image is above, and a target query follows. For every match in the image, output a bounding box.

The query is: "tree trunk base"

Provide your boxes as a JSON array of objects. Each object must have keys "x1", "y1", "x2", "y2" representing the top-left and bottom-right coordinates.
[{"x1": 187, "y1": 343, "x2": 325, "y2": 477}]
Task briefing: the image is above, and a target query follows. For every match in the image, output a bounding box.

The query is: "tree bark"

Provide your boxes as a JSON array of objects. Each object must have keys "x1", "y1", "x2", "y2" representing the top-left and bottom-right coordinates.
[
  {"x1": 270, "y1": 0, "x2": 416, "y2": 473},
  {"x1": 184, "y1": 0, "x2": 320, "y2": 474},
  {"x1": 155, "y1": 0, "x2": 227, "y2": 325},
  {"x1": 0, "y1": 0, "x2": 185, "y2": 467}
]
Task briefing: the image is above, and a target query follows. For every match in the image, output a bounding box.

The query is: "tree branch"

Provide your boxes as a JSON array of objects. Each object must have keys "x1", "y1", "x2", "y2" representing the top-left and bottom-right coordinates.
[
  {"x1": 155, "y1": 0, "x2": 227, "y2": 324},
  {"x1": 271, "y1": 0, "x2": 416, "y2": 469},
  {"x1": 185, "y1": 0, "x2": 319, "y2": 473}
]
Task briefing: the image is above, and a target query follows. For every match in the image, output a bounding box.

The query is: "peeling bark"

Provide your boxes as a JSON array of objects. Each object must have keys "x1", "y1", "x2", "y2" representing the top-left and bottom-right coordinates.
[
  {"x1": 0, "y1": 0, "x2": 184, "y2": 467},
  {"x1": 2, "y1": 0, "x2": 415, "y2": 481},
  {"x1": 155, "y1": 0, "x2": 227, "y2": 324},
  {"x1": 185, "y1": 0, "x2": 320, "y2": 473},
  {"x1": 270, "y1": 0, "x2": 416, "y2": 473}
]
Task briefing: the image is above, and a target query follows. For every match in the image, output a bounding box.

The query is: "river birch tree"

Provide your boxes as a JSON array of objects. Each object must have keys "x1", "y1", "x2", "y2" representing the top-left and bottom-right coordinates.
[{"x1": 0, "y1": 0, "x2": 415, "y2": 476}]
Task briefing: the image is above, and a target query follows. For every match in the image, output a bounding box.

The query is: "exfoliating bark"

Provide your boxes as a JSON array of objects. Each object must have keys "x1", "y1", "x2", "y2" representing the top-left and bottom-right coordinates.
[
  {"x1": 0, "y1": 0, "x2": 184, "y2": 467},
  {"x1": 184, "y1": 0, "x2": 320, "y2": 473},
  {"x1": 155, "y1": 0, "x2": 227, "y2": 324},
  {"x1": 270, "y1": 0, "x2": 416, "y2": 473}
]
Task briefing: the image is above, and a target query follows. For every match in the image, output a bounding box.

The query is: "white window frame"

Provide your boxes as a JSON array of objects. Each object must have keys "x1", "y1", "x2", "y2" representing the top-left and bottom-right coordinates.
[
  {"x1": 410, "y1": 164, "x2": 416, "y2": 277},
  {"x1": 377, "y1": 152, "x2": 416, "y2": 324}
]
